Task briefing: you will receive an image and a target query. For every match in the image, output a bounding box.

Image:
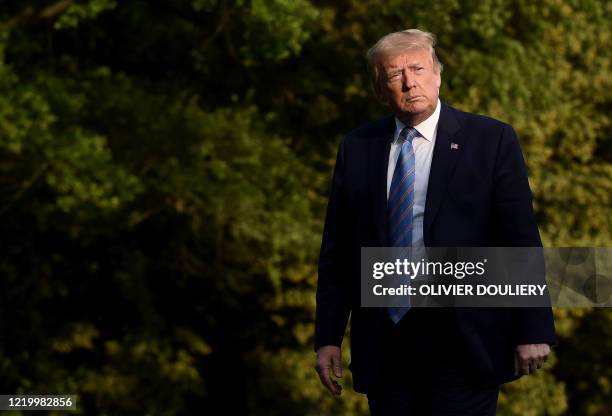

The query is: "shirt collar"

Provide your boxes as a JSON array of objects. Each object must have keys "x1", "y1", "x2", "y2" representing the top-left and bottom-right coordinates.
[{"x1": 393, "y1": 98, "x2": 441, "y2": 143}]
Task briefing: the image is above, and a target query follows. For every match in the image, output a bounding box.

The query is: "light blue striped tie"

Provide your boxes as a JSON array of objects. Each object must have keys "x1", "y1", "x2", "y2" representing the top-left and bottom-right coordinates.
[{"x1": 387, "y1": 126, "x2": 418, "y2": 323}]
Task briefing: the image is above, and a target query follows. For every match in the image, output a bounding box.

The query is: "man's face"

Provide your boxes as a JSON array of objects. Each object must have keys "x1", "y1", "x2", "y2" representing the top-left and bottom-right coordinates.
[{"x1": 378, "y1": 49, "x2": 441, "y2": 124}]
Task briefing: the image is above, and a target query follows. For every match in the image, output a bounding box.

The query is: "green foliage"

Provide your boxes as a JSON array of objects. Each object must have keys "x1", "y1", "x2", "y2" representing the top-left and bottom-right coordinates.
[
  {"x1": 0, "y1": 0, "x2": 610, "y2": 414},
  {"x1": 54, "y1": 0, "x2": 117, "y2": 30},
  {"x1": 241, "y1": 0, "x2": 320, "y2": 63}
]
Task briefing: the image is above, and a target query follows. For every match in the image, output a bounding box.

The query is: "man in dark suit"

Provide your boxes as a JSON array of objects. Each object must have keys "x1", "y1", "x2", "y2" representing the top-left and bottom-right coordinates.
[{"x1": 314, "y1": 29, "x2": 556, "y2": 415}]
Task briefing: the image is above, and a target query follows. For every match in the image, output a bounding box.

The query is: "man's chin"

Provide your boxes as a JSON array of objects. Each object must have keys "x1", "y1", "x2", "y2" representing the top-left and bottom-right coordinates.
[{"x1": 400, "y1": 105, "x2": 426, "y2": 116}]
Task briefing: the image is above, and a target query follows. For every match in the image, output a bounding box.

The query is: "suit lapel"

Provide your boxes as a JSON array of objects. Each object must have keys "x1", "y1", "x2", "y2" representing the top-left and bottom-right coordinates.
[
  {"x1": 424, "y1": 103, "x2": 462, "y2": 245},
  {"x1": 369, "y1": 117, "x2": 395, "y2": 246}
]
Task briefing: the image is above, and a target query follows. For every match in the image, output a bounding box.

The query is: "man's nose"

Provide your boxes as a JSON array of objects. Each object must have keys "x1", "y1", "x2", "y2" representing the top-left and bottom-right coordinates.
[{"x1": 402, "y1": 72, "x2": 416, "y2": 89}]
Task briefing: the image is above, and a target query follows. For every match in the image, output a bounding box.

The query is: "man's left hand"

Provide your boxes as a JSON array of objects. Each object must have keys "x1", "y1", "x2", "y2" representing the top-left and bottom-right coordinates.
[{"x1": 514, "y1": 343, "x2": 551, "y2": 376}]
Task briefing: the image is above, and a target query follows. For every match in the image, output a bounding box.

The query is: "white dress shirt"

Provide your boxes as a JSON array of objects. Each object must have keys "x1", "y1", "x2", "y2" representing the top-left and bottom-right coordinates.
[{"x1": 387, "y1": 99, "x2": 441, "y2": 255}]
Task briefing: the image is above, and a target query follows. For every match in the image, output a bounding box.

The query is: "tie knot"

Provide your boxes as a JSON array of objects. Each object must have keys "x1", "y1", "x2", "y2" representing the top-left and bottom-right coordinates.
[{"x1": 399, "y1": 127, "x2": 418, "y2": 143}]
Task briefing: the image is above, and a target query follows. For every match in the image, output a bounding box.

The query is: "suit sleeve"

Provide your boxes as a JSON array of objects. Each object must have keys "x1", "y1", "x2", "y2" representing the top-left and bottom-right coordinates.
[
  {"x1": 314, "y1": 137, "x2": 352, "y2": 351},
  {"x1": 493, "y1": 125, "x2": 557, "y2": 346}
]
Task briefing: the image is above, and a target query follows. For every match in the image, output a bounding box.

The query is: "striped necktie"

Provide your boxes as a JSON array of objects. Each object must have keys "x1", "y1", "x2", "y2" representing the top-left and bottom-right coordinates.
[{"x1": 387, "y1": 126, "x2": 418, "y2": 323}]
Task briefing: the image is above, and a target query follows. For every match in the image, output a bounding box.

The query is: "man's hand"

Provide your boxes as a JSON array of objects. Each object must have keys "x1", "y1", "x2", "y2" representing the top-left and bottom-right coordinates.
[
  {"x1": 514, "y1": 343, "x2": 551, "y2": 376},
  {"x1": 315, "y1": 345, "x2": 343, "y2": 396}
]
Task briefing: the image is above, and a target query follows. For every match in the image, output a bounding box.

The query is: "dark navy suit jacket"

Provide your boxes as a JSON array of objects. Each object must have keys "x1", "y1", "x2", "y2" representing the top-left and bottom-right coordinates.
[{"x1": 314, "y1": 102, "x2": 557, "y2": 393}]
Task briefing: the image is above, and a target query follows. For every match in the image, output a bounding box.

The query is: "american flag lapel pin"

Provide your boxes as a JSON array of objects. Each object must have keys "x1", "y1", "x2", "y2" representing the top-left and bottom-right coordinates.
[{"x1": 450, "y1": 142, "x2": 459, "y2": 150}]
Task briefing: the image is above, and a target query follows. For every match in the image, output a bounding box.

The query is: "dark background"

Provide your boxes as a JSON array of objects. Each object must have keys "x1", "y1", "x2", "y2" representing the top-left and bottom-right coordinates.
[{"x1": 0, "y1": 0, "x2": 610, "y2": 414}]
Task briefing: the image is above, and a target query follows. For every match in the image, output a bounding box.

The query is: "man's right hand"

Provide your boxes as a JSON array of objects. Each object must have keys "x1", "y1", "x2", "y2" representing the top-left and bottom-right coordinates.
[{"x1": 315, "y1": 345, "x2": 343, "y2": 396}]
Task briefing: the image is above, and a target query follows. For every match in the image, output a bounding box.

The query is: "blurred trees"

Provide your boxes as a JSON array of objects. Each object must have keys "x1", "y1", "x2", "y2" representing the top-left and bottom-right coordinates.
[{"x1": 0, "y1": 0, "x2": 609, "y2": 414}]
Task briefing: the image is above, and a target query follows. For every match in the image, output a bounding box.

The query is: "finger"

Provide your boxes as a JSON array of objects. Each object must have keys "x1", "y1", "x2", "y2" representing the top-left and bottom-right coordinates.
[
  {"x1": 317, "y1": 366, "x2": 333, "y2": 392},
  {"x1": 516, "y1": 354, "x2": 530, "y2": 376},
  {"x1": 314, "y1": 365, "x2": 329, "y2": 387},
  {"x1": 540, "y1": 346, "x2": 551, "y2": 363},
  {"x1": 331, "y1": 379, "x2": 343, "y2": 394},
  {"x1": 331, "y1": 353, "x2": 342, "y2": 378},
  {"x1": 518, "y1": 355, "x2": 531, "y2": 375},
  {"x1": 317, "y1": 366, "x2": 340, "y2": 396}
]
